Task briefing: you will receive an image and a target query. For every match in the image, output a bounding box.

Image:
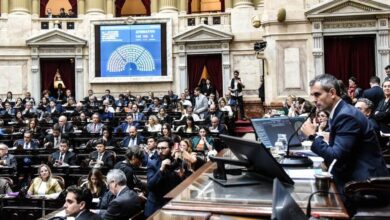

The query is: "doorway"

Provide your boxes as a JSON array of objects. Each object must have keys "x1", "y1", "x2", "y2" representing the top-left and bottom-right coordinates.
[
  {"x1": 324, "y1": 35, "x2": 376, "y2": 89},
  {"x1": 187, "y1": 54, "x2": 223, "y2": 97},
  {"x1": 40, "y1": 58, "x2": 75, "y2": 98}
]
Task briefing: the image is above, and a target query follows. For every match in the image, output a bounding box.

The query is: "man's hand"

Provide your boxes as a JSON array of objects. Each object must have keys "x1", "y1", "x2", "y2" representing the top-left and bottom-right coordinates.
[
  {"x1": 160, "y1": 159, "x2": 171, "y2": 171},
  {"x1": 301, "y1": 118, "x2": 316, "y2": 137}
]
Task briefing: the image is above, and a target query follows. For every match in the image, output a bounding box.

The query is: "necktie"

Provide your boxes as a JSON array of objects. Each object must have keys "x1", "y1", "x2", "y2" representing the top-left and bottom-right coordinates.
[
  {"x1": 98, "y1": 153, "x2": 102, "y2": 161},
  {"x1": 134, "y1": 113, "x2": 138, "y2": 121},
  {"x1": 59, "y1": 153, "x2": 64, "y2": 162},
  {"x1": 25, "y1": 143, "x2": 29, "y2": 149},
  {"x1": 93, "y1": 124, "x2": 96, "y2": 133}
]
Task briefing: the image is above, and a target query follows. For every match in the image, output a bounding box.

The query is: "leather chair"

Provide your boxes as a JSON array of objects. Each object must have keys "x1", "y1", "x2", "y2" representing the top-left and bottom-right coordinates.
[
  {"x1": 52, "y1": 175, "x2": 65, "y2": 189},
  {"x1": 345, "y1": 177, "x2": 390, "y2": 220}
]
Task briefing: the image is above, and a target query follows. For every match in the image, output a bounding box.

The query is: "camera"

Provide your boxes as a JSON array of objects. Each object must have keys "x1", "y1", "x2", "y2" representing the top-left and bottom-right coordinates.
[{"x1": 254, "y1": 41, "x2": 267, "y2": 52}]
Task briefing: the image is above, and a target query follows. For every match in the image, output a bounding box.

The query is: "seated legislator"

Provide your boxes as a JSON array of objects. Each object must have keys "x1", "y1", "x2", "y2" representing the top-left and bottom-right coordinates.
[
  {"x1": 49, "y1": 139, "x2": 76, "y2": 166},
  {"x1": 209, "y1": 116, "x2": 228, "y2": 134},
  {"x1": 20, "y1": 117, "x2": 44, "y2": 140},
  {"x1": 44, "y1": 125, "x2": 65, "y2": 149},
  {"x1": 156, "y1": 107, "x2": 172, "y2": 124},
  {"x1": 86, "y1": 113, "x2": 105, "y2": 134},
  {"x1": 114, "y1": 146, "x2": 144, "y2": 190},
  {"x1": 145, "y1": 115, "x2": 162, "y2": 133},
  {"x1": 64, "y1": 185, "x2": 102, "y2": 220},
  {"x1": 55, "y1": 115, "x2": 74, "y2": 135},
  {"x1": 0, "y1": 143, "x2": 17, "y2": 169},
  {"x1": 301, "y1": 74, "x2": 389, "y2": 195},
  {"x1": 28, "y1": 164, "x2": 63, "y2": 196},
  {"x1": 176, "y1": 116, "x2": 200, "y2": 134},
  {"x1": 89, "y1": 138, "x2": 114, "y2": 169},
  {"x1": 102, "y1": 128, "x2": 116, "y2": 147},
  {"x1": 191, "y1": 127, "x2": 217, "y2": 157},
  {"x1": 81, "y1": 169, "x2": 108, "y2": 199},
  {"x1": 145, "y1": 138, "x2": 182, "y2": 217},
  {"x1": 120, "y1": 126, "x2": 144, "y2": 148},
  {"x1": 114, "y1": 114, "x2": 139, "y2": 133},
  {"x1": 99, "y1": 169, "x2": 142, "y2": 220},
  {"x1": 14, "y1": 131, "x2": 39, "y2": 149},
  {"x1": 131, "y1": 104, "x2": 147, "y2": 122}
]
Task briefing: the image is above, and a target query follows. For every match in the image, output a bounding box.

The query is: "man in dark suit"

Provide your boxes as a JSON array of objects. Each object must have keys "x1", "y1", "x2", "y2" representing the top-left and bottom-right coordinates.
[
  {"x1": 114, "y1": 114, "x2": 139, "y2": 133},
  {"x1": 49, "y1": 139, "x2": 76, "y2": 166},
  {"x1": 209, "y1": 116, "x2": 228, "y2": 134},
  {"x1": 89, "y1": 139, "x2": 114, "y2": 169},
  {"x1": 0, "y1": 143, "x2": 17, "y2": 169},
  {"x1": 100, "y1": 169, "x2": 142, "y2": 220},
  {"x1": 362, "y1": 76, "x2": 384, "y2": 110},
  {"x1": 14, "y1": 131, "x2": 39, "y2": 149},
  {"x1": 114, "y1": 146, "x2": 144, "y2": 190},
  {"x1": 64, "y1": 185, "x2": 102, "y2": 220},
  {"x1": 101, "y1": 89, "x2": 115, "y2": 104},
  {"x1": 55, "y1": 115, "x2": 74, "y2": 134},
  {"x1": 301, "y1": 74, "x2": 389, "y2": 194},
  {"x1": 120, "y1": 126, "x2": 144, "y2": 148},
  {"x1": 44, "y1": 126, "x2": 65, "y2": 149},
  {"x1": 204, "y1": 104, "x2": 224, "y2": 124},
  {"x1": 144, "y1": 138, "x2": 182, "y2": 217},
  {"x1": 131, "y1": 104, "x2": 146, "y2": 121},
  {"x1": 1, "y1": 102, "x2": 15, "y2": 116}
]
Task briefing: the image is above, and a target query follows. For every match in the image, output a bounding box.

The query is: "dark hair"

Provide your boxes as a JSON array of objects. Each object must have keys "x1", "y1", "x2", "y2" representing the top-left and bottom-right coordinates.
[
  {"x1": 194, "y1": 87, "x2": 201, "y2": 92},
  {"x1": 87, "y1": 169, "x2": 105, "y2": 196},
  {"x1": 369, "y1": 76, "x2": 380, "y2": 85},
  {"x1": 94, "y1": 138, "x2": 107, "y2": 146},
  {"x1": 161, "y1": 123, "x2": 172, "y2": 136},
  {"x1": 349, "y1": 76, "x2": 358, "y2": 84},
  {"x1": 59, "y1": 139, "x2": 69, "y2": 145},
  {"x1": 184, "y1": 116, "x2": 196, "y2": 130},
  {"x1": 157, "y1": 137, "x2": 173, "y2": 148},
  {"x1": 66, "y1": 185, "x2": 93, "y2": 210},
  {"x1": 385, "y1": 65, "x2": 390, "y2": 70}
]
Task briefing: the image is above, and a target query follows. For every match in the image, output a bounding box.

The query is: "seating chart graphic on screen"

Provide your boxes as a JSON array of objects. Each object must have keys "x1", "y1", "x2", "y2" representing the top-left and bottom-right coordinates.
[{"x1": 99, "y1": 24, "x2": 163, "y2": 77}]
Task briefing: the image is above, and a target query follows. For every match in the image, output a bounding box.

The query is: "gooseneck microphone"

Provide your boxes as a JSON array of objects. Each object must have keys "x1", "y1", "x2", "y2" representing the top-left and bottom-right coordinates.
[{"x1": 280, "y1": 106, "x2": 317, "y2": 167}]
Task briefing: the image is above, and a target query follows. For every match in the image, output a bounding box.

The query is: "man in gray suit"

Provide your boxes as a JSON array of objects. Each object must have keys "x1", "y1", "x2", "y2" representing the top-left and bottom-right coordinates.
[
  {"x1": 0, "y1": 143, "x2": 17, "y2": 169},
  {"x1": 86, "y1": 113, "x2": 104, "y2": 134},
  {"x1": 193, "y1": 87, "x2": 209, "y2": 119},
  {"x1": 100, "y1": 169, "x2": 142, "y2": 220}
]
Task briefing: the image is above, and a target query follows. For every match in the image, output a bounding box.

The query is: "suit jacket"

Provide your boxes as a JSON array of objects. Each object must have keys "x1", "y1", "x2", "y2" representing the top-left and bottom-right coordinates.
[
  {"x1": 89, "y1": 150, "x2": 115, "y2": 169},
  {"x1": 0, "y1": 154, "x2": 17, "y2": 169},
  {"x1": 76, "y1": 210, "x2": 102, "y2": 220},
  {"x1": 145, "y1": 156, "x2": 182, "y2": 217},
  {"x1": 54, "y1": 122, "x2": 74, "y2": 134},
  {"x1": 120, "y1": 135, "x2": 144, "y2": 148},
  {"x1": 44, "y1": 134, "x2": 67, "y2": 148},
  {"x1": 86, "y1": 122, "x2": 104, "y2": 134},
  {"x1": 27, "y1": 177, "x2": 62, "y2": 195},
  {"x1": 1, "y1": 108, "x2": 15, "y2": 116},
  {"x1": 100, "y1": 186, "x2": 142, "y2": 220},
  {"x1": 114, "y1": 122, "x2": 140, "y2": 133},
  {"x1": 204, "y1": 110, "x2": 224, "y2": 124},
  {"x1": 132, "y1": 112, "x2": 146, "y2": 122},
  {"x1": 311, "y1": 100, "x2": 388, "y2": 193},
  {"x1": 50, "y1": 151, "x2": 76, "y2": 165},
  {"x1": 14, "y1": 139, "x2": 39, "y2": 149},
  {"x1": 0, "y1": 178, "x2": 12, "y2": 194},
  {"x1": 209, "y1": 124, "x2": 228, "y2": 135},
  {"x1": 363, "y1": 85, "x2": 384, "y2": 110},
  {"x1": 193, "y1": 94, "x2": 209, "y2": 118}
]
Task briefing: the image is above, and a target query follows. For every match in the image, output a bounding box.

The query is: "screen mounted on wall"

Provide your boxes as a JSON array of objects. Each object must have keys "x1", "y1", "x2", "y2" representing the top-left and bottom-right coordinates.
[{"x1": 95, "y1": 23, "x2": 167, "y2": 78}]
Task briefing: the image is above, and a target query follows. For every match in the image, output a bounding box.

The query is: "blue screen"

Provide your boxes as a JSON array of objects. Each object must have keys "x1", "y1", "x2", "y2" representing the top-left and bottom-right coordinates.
[{"x1": 100, "y1": 24, "x2": 162, "y2": 77}]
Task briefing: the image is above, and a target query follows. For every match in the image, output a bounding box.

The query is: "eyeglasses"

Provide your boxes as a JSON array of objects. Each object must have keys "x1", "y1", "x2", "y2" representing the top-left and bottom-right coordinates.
[{"x1": 157, "y1": 147, "x2": 168, "y2": 150}]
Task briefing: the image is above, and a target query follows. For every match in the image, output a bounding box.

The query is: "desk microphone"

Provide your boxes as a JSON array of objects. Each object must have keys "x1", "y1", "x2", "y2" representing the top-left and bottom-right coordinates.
[{"x1": 280, "y1": 107, "x2": 316, "y2": 167}]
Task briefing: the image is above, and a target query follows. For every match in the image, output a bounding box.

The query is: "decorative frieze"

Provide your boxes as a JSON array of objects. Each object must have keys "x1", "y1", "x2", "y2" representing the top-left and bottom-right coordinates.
[
  {"x1": 187, "y1": 43, "x2": 221, "y2": 50},
  {"x1": 323, "y1": 21, "x2": 376, "y2": 29}
]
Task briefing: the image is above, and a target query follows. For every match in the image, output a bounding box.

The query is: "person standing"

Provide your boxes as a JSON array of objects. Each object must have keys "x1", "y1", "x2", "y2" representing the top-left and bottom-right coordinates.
[
  {"x1": 229, "y1": 70, "x2": 246, "y2": 120},
  {"x1": 301, "y1": 74, "x2": 388, "y2": 195},
  {"x1": 193, "y1": 87, "x2": 208, "y2": 119}
]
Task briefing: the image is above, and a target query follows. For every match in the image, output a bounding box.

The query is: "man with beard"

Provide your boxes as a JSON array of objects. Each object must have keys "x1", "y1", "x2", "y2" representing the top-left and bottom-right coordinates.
[
  {"x1": 120, "y1": 126, "x2": 144, "y2": 148},
  {"x1": 144, "y1": 138, "x2": 182, "y2": 217}
]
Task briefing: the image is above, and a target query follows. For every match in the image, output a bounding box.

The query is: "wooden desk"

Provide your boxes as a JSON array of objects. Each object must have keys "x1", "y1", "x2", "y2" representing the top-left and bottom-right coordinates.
[{"x1": 161, "y1": 150, "x2": 349, "y2": 219}]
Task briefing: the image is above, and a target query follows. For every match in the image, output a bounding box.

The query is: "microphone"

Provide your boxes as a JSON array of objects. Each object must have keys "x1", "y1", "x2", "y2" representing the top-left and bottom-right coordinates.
[{"x1": 280, "y1": 106, "x2": 316, "y2": 167}]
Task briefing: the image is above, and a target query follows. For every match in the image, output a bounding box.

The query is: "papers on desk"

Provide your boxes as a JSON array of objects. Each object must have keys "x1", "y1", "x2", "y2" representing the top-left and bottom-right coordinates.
[
  {"x1": 55, "y1": 210, "x2": 75, "y2": 220},
  {"x1": 285, "y1": 169, "x2": 317, "y2": 179},
  {"x1": 92, "y1": 198, "x2": 100, "y2": 203}
]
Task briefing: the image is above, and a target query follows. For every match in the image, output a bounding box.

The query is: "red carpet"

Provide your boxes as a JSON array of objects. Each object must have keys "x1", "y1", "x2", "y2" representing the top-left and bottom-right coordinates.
[{"x1": 234, "y1": 119, "x2": 254, "y2": 136}]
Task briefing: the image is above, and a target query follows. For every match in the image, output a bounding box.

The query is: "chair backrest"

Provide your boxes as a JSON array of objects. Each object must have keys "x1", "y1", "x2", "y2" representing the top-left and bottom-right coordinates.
[
  {"x1": 0, "y1": 176, "x2": 14, "y2": 188},
  {"x1": 78, "y1": 175, "x2": 88, "y2": 187},
  {"x1": 52, "y1": 175, "x2": 65, "y2": 189}
]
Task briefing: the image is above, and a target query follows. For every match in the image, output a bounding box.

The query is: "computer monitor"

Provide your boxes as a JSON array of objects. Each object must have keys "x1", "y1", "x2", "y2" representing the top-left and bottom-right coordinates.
[
  {"x1": 214, "y1": 134, "x2": 294, "y2": 185},
  {"x1": 251, "y1": 117, "x2": 305, "y2": 148},
  {"x1": 271, "y1": 178, "x2": 308, "y2": 220}
]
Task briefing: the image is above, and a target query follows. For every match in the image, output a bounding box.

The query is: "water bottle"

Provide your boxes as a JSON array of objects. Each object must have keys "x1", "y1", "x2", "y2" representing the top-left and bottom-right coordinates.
[{"x1": 276, "y1": 134, "x2": 288, "y2": 155}]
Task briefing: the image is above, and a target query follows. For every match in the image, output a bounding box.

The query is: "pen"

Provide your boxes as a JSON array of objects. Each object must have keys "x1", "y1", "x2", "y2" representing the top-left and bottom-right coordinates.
[{"x1": 328, "y1": 159, "x2": 337, "y2": 174}]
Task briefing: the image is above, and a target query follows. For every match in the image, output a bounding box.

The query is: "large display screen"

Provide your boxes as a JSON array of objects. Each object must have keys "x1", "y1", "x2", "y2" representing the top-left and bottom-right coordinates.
[{"x1": 95, "y1": 24, "x2": 167, "y2": 77}]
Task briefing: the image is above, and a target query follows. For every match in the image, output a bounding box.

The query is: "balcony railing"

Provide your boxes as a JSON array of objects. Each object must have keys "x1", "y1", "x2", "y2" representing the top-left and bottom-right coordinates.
[
  {"x1": 178, "y1": 12, "x2": 231, "y2": 33},
  {"x1": 32, "y1": 18, "x2": 83, "y2": 31}
]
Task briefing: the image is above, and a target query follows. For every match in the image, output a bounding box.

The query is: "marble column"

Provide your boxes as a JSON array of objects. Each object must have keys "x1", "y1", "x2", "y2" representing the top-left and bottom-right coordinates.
[
  {"x1": 106, "y1": 0, "x2": 114, "y2": 17},
  {"x1": 78, "y1": 0, "x2": 85, "y2": 15},
  {"x1": 312, "y1": 22, "x2": 324, "y2": 76},
  {"x1": 225, "y1": 0, "x2": 233, "y2": 11},
  {"x1": 233, "y1": 0, "x2": 253, "y2": 8},
  {"x1": 151, "y1": 0, "x2": 159, "y2": 15},
  {"x1": 377, "y1": 18, "x2": 390, "y2": 80},
  {"x1": 31, "y1": 47, "x2": 41, "y2": 101},
  {"x1": 75, "y1": 47, "x2": 84, "y2": 102},
  {"x1": 178, "y1": 0, "x2": 187, "y2": 13},
  {"x1": 1, "y1": 0, "x2": 9, "y2": 15},
  {"x1": 85, "y1": 0, "x2": 105, "y2": 14},
  {"x1": 159, "y1": 0, "x2": 178, "y2": 13},
  {"x1": 177, "y1": 44, "x2": 187, "y2": 94},
  {"x1": 253, "y1": 0, "x2": 264, "y2": 8},
  {"x1": 32, "y1": 0, "x2": 39, "y2": 17},
  {"x1": 9, "y1": 0, "x2": 31, "y2": 14}
]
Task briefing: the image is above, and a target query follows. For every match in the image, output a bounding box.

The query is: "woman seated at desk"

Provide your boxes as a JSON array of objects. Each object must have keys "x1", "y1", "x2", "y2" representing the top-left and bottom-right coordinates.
[
  {"x1": 81, "y1": 168, "x2": 108, "y2": 199},
  {"x1": 20, "y1": 118, "x2": 44, "y2": 140},
  {"x1": 191, "y1": 127, "x2": 217, "y2": 158},
  {"x1": 145, "y1": 115, "x2": 162, "y2": 133},
  {"x1": 27, "y1": 164, "x2": 62, "y2": 196},
  {"x1": 176, "y1": 116, "x2": 199, "y2": 134}
]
